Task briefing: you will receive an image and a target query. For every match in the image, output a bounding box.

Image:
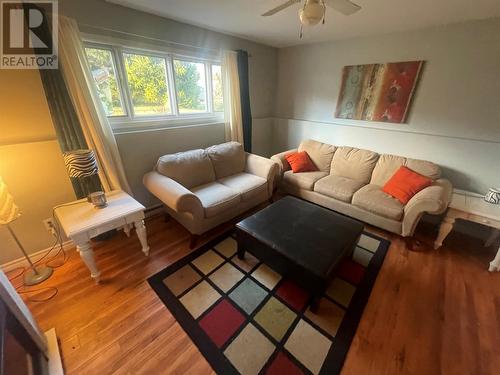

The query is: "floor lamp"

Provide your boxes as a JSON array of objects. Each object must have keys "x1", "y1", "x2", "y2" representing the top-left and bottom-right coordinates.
[{"x1": 0, "y1": 177, "x2": 53, "y2": 286}]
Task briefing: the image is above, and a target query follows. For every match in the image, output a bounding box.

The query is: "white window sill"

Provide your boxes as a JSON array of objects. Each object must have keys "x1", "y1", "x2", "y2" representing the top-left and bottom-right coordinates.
[{"x1": 110, "y1": 115, "x2": 224, "y2": 134}]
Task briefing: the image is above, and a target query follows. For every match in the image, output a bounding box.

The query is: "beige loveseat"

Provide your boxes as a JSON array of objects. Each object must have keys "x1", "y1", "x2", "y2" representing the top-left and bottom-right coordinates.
[
  {"x1": 271, "y1": 139, "x2": 452, "y2": 238},
  {"x1": 144, "y1": 142, "x2": 278, "y2": 245}
]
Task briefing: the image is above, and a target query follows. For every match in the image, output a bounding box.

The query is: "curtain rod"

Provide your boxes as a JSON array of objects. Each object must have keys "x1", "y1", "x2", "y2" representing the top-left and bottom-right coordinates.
[{"x1": 78, "y1": 23, "x2": 252, "y2": 57}]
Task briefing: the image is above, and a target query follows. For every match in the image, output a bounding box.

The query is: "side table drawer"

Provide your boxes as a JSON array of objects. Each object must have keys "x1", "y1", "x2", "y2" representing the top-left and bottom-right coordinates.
[{"x1": 87, "y1": 217, "x2": 127, "y2": 239}]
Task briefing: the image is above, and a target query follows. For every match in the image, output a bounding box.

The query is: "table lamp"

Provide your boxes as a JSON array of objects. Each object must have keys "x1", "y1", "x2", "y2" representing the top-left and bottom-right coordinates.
[
  {"x1": 485, "y1": 187, "x2": 500, "y2": 205},
  {"x1": 0, "y1": 177, "x2": 53, "y2": 285},
  {"x1": 63, "y1": 149, "x2": 107, "y2": 208}
]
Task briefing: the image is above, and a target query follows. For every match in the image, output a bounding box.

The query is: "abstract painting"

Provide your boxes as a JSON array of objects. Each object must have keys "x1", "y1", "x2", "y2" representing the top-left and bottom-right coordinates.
[{"x1": 335, "y1": 61, "x2": 424, "y2": 124}]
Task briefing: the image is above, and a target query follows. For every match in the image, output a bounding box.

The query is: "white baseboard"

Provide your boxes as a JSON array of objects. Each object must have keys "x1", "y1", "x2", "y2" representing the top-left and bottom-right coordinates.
[{"x1": 1, "y1": 240, "x2": 75, "y2": 273}]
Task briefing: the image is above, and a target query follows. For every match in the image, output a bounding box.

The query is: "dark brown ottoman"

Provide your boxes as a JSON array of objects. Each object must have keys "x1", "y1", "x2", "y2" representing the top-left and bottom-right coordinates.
[{"x1": 235, "y1": 196, "x2": 364, "y2": 312}]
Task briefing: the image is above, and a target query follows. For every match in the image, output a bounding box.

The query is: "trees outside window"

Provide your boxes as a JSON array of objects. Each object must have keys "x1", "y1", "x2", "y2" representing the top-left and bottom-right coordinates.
[
  {"x1": 84, "y1": 42, "x2": 224, "y2": 127},
  {"x1": 123, "y1": 53, "x2": 171, "y2": 115},
  {"x1": 85, "y1": 47, "x2": 125, "y2": 116}
]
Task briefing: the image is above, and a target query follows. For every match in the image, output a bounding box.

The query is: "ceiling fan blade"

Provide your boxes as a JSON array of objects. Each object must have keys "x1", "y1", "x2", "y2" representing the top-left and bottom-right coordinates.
[
  {"x1": 261, "y1": 0, "x2": 301, "y2": 16},
  {"x1": 325, "y1": 0, "x2": 361, "y2": 15}
]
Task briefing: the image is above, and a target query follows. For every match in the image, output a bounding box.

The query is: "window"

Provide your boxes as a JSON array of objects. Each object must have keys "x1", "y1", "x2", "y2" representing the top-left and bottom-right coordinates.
[
  {"x1": 85, "y1": 47, "x2": 125, "y2": 116},
  {"x1": 173, "y1": 60, "x2": 207, "y2": 114},
  {"x1": 83, "y1": 41, "x2": 224, "y2": 129},
  {"x1": 211, "y1": 64, "x2": 223, "y2": 112},
  {"x1": 123, "y1": 52, "x2": 171, "y2": 116}
]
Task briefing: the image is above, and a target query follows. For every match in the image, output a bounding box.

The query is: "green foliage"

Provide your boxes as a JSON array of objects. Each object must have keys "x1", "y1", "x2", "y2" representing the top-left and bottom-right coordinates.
[
  {"x1": 124, "y1": 54, "x2": 169, "y2": 113},
  {"x1": 212, "y1": 66, "x2": 223, "y2": 112},
  {"x1": 85, "y1": 48, "x2": 123, "y2": 116},
  {"x1": 174, "y1": 60, "x2": 204, "y2": 111}
]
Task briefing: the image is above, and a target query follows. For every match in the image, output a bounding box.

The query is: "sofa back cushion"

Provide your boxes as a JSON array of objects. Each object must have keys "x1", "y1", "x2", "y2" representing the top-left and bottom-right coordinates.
[
  {"x1": 298, "y1": 139, "x2": 336, "y2": 173},
  {"x1": 371, "y1": 154, "x2": 441, "y2": 186},
  {"x1": 206, "y1": 141, "x2": 246, "y2": 179},
  {"x1": 330, "y1": 147, "x2": 379, "y2": 183},
  {"x1": 156, "y1": 149, "x2": 215, "y2": 188}
]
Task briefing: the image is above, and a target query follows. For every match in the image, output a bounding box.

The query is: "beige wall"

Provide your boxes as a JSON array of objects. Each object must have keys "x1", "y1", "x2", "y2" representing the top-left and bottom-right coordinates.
[
  {"x1": 0, "y1": 69, "x2": 76, "y2": 264},
  {"x1": 274, "y1": 18, "x2": 500, "y2": 193}
]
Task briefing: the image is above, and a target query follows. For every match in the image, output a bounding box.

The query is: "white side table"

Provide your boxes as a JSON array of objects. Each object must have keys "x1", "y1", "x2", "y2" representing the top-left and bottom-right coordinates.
[
  {"x1": 434, "y1": 189, "x2": 500, "y2": 271},
  {"x1": 54, "y1": 190, "x2": 150, "y2": 283}
]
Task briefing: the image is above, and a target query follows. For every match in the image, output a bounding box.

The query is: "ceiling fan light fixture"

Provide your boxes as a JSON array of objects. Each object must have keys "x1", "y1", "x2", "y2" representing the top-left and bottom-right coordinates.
[{"x1": 299, "y1": 1, "x2": 325, "y2": 26}]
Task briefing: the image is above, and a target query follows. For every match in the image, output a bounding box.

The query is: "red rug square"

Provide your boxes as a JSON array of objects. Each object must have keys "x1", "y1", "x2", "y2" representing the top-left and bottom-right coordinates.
[
  {"x1": 199, "y1": 299, "x2": 245, "y2": 348},
  {"x1": 265, "y1": 352, "x2": 304, "y2": 375},
  {"x1": 275, "y1": 279, "x2": 309, "y2": 312},
  {"x1": 338, "y1": 259, "x2": 366, "y2": 285}
]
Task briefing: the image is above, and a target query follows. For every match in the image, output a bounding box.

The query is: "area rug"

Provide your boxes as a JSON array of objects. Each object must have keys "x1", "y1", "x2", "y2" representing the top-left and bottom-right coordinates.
[{"x1": 148, "y1": 231, "x2": 390, "y2": 375}]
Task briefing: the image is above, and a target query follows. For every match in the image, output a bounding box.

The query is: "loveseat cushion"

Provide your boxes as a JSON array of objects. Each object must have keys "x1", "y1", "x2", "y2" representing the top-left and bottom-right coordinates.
[
  {"x1": 191, "y1": 182, "x2": 241, "y2": 218},
  {"x1": 218, "y1": 172, "x2": 267, "y2": 201},
  {"x1": 206, "y1": 142, "x2": 246, "y2": 179},
  {"x1": 156, "y1": 149, "x2": 215, "y2": 189},
  {"x1": 298, "y1": 139, "x2": 336, "y2": 173},
  {"x1": 314, "y1": 175, "x2": 366, "y2": 203},
  {"x1": 283, "y1": 170, "x2": 328, "y2": 191},
  {"x1": 330, "y1": 147, "x2": 379, "y2": 183},
  {"x1": 352, "y1": 184, "x2": 404, "y2": 221}
]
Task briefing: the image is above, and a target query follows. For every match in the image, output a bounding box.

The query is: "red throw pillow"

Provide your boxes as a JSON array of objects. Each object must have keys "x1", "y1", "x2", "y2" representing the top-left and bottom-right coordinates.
[
  {"x1": 285, "y1": 151, "x2": 318, "y2": 173},
  {"x1": 382, "y1": 166, "x2": 432, "y2": 204}
]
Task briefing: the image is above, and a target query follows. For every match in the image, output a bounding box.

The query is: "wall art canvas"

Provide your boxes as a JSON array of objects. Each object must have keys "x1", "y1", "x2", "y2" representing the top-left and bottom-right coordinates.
[{"x1": 335, "y1": 61, "x2": 424, "y2": 124}]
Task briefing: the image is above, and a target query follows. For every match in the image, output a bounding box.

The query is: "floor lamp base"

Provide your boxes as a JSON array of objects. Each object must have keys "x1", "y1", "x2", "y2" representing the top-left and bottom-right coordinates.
[{"x1": 24, "y1": 265, "x2": 53, "y2": 286}]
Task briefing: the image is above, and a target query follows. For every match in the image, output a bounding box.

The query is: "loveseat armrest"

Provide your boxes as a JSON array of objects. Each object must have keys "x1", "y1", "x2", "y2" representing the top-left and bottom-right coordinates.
[
  {"x1": 402, "y1": 178, "x2": 453, "y2": 236},
  {"x1": 245, "y1": 153, "x2": 279, "y2": 196},
  {"x1": 270, "y1": 148, "x2": 297, "y2": 176},
  {"x1": 143, "y1": 171, "x2": 203, "y2": 217}
]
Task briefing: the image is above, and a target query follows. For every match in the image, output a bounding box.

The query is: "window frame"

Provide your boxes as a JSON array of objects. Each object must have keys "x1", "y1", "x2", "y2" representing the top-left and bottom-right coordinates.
[{"x1": 83, "y1": 39, "x2": 224, "y2": 132}]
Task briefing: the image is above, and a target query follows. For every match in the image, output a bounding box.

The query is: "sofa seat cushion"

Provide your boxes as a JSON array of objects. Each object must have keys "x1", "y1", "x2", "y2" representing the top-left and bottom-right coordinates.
[
  {"x1": 191, "y1": 182, "x2": 241, "y2": 218},
  {"x1": 156, "y1": 149, "x2": 215, "y2": 188},
  {"x1": 352, "y1": 184, "x2": 404, "y2": 221},
  {"x1": 206, "y1": 142, "x2": 246, "y2": 179},
  {"x1": 218, "y1": 172, "x2": 267, "y2": 201},
  {"x1": 283, "y1": 170, "x2": 328, "y2": 191},
  {"x1": 314, "y1": 175, "x2": 366, "y2": 203}
]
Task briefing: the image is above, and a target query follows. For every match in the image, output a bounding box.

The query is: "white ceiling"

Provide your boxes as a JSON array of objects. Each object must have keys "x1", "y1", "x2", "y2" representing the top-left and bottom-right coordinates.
[{"x1": 107, "y1": 0, "x2": 500, "y2": 47}]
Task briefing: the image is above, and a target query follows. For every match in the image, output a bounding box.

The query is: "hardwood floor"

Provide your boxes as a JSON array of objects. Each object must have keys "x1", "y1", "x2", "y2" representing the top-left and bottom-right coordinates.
[{"x1": 13, "y1": 210, "x2": 500, "y2": 375}]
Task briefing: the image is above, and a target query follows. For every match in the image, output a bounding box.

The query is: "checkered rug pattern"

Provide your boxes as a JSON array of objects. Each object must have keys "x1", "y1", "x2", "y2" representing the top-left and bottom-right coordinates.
[{"x1": 148, "y1": 231, "x2": 389, "y2": 375}]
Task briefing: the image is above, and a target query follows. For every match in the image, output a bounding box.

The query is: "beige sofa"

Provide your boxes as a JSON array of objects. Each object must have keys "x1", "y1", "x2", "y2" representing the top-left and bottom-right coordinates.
[
  {"x1": 271, "y1": 139, "x2": 452, "y2": 238},
  {"x1": 144, "y1": 142, "x2": 278, "y2": 245}
]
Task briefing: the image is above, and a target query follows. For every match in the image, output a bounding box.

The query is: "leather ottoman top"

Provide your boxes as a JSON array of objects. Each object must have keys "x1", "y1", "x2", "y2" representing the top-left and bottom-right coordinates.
[{"x1": 236, "y1": 196, "x2": 364, "y2": 278}]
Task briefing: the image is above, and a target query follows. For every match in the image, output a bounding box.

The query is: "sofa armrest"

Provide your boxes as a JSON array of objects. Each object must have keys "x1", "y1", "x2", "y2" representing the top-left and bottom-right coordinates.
[
  {"x1": 245, "y1": 153, "x2": 279, "y2": 196},
  {"x1": 270, "y1": 148, "x2": 297, "y2": 176},
  {"x1": 143, "y1": 171, "x2": 203, "y2": 217},
  {"x1": 402, "y1": 178, "x2": 453, "y2": 236}
]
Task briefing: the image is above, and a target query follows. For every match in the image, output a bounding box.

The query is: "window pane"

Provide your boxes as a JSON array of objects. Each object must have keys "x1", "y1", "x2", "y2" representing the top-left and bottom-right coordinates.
[
  {"x1": 123, "y1": 53, "x2": 171, "y2": 115},
  {"x1": 212, "y1": 65, "x2": 224, "y2": 112},
  {"x1": 174, "y1": 60, "x2": 207, "y2": 114},
  {"x1": 85, "y1": 47, "x2": 125, "y2": 116}
]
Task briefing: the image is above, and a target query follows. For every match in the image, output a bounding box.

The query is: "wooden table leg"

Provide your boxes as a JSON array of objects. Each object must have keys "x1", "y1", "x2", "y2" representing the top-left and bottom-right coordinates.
[
  {"x1": 434, "y1": 216, "x2": 456, "y2": 249},
  {"x1": 134, "y1": 220, "x2": 150, "y2": 256},
  {"x1": 489, "y1": 246, "x2": 500, "y2": 272},
  {"x1": 76, "y1": 241, "x2": 101, "y2": 283}
]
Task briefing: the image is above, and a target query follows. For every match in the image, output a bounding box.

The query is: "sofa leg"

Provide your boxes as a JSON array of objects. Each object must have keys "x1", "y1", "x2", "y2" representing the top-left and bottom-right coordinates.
[
  {"x1": 189, "y1": 234, "x2": 200, "y2": 249},
  {"x1": 405, "y1": 236, "x2": 414, "y2": 250}
]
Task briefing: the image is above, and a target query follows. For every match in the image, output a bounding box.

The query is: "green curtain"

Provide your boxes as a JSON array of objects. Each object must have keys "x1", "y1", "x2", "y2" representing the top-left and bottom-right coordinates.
[
  {"x1": 236, "y1": 50, "x2": 252, "y2": 153},
  {"x1": 27, "y1": 4, "x2": 102, "y2": 198}
]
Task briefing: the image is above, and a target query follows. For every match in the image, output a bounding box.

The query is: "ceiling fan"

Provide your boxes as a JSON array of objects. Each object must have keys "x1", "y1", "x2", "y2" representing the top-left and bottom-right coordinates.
[{"x1": 262, "y1": 0, "x2": 361, "y2": 37}]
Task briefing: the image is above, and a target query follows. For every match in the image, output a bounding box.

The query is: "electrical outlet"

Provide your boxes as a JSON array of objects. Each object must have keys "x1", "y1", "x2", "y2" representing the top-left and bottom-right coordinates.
[{"x1": 43, "y1": 218, "x2": 55, "y2": 232}]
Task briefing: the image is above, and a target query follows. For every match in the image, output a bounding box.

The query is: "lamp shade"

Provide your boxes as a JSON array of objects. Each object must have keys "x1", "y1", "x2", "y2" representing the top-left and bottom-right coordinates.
[
  {"x1": 63, "y1": 149, "x2": 99, "y2": 178},
  {"x1": 0, "y1": 177, "x2": 20, "y2": 225}
]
